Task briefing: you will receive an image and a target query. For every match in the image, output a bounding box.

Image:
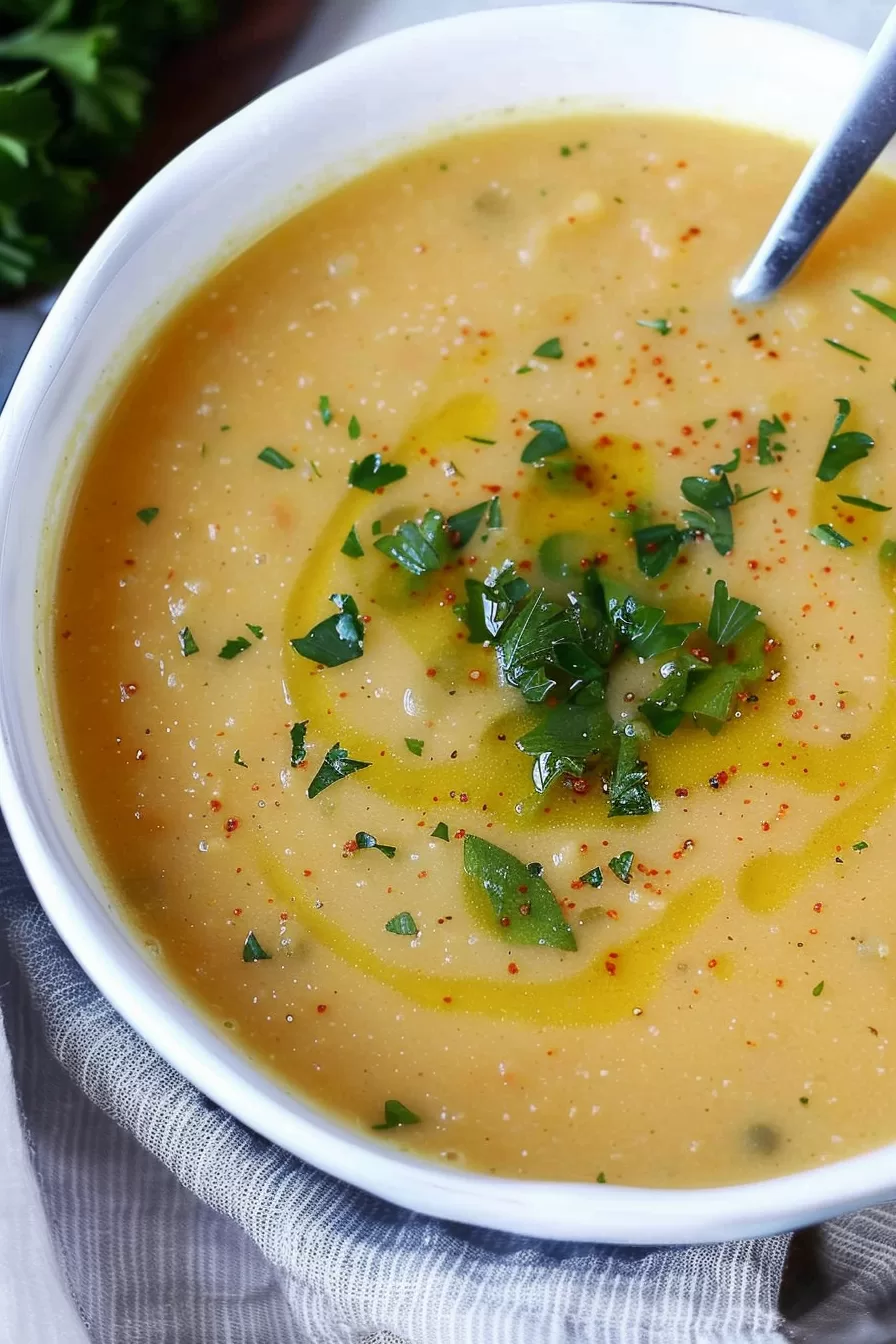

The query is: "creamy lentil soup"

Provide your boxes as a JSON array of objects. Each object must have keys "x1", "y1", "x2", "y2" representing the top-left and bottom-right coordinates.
[{"x1": 53, "y1": 114, "x2": 896, "y2": 1187}]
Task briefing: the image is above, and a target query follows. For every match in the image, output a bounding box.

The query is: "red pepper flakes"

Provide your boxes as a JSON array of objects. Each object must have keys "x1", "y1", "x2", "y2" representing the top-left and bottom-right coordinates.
[
  {"x1": 426, "y1": 667, "x2": 437, "y2": 678},
  {"x1": 500, "y1": 915, "x2": 511, "y2": 927},
  {"x1": 604, "y1": 960, "x2": 617, "y2": 976},
  {"x1": 210, "y1": 799, "x2": 222, "y2": 813},
  {"x1": 232, "y1": 907, "x2": 243, "y2": 917},
  {"x1": 606, "y1": 909, "x2": 619, "y2": 920},
  {"x1": 708, "y1": 770, "x2": 729, "y2": 790},
  {"x1": 775, "y1": 978, "x2": 784, "y2": 988},
  {"x1": 707, "y1": 958, "x2": 718, "y2": 969},
  {"x1": 468, "y1": 669, "x2": 484, "y2": 682},
  {"x1": 224, "y1": 816, "x2": 239, "y2": 833},
  {"x1": 342, "y1": 838, "x2": 359, "y2": 856},
  {"x1": 454, "y1": 829, "x2": 466, "y2": 839},
  {"x1": 675, "y1": 787, "x2": 689, "y2": 798},
  {"x1": 813, "y1": 902, "x2": 823, "y2": 913},
  {"x1": 508, "y1": 962, "x2": 520, "y2": 975},
  {"x1": 570, "y1": 880, "x2": 584, "y2": 890},
  {"x1": 316, "y1": 1004, "x2": 327, "y2": 1014}
]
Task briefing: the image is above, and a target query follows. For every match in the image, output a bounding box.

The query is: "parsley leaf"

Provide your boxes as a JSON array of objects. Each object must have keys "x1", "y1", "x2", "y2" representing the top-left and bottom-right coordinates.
[
  {"x1": 457, "y1": 562, "x2": 530, "y2": 644},
  {"x1": 639, "y1": 649, "x2": 706, "y2": 737},
  {"x1": 431, "y1": 822, "x2": 450, "y2": 841},
  {"x1": 516, "y1": 702, "x2": 614, "y2": 792},
  {"x1": 178, "y1": 627, "x2": 198, "y2": 657},
  {"x1": 348, "y1": 415, "x2": 361, "y2": 440},
  {"x1": 816, "y1": 399, "x2": 874, "y2": 481},
  {"x1": 233, "y1": 749, "x2": 247, "y2": 768},
  {"x1": 385, "y1": 912, "x2": 417, "y2": 935},
  {"x1": 824, "y1": 338, "x2": 870, "y2": 361},
  {"x1": 853, "y1": 840, "x2": 869, "y2": 852},
  {"x1": 636, "y1": 317, "x2": 671, "y2": 334},
  {"x1": 219, "y1": 635, "x2": 251, "y2": 660},
  {"x1": 605, "y1": 586, "x2": 699, "y2": 659},
  {"x1": 757, "y1": 414, "x2": 787, "y2": 466},
  {"x1": 243, "y1": 932, "x2": 271, "y2": 962},
  {"x1": 680, "y1": 473, "x2": 734, "y2": 556},
  {"x1": 348, "y1": 453, "x2": 407, "y2": 492},
  {"x1": 533, "y1": 336, "x2": 563, "y2": 359},
  {"x1": 707, "y1": 579, "x2": 760, "y2": 647},
  {"x1": 682, "y1": 619, "x2": 766, "y2": 732},
  {"x1": 290, "y1": 721, "x2": 308, "y2": 767},
  {"x1": 633, "y1": 523, "x2": 688, "y2": 578},
  {"x1": 258, "y1": 446, "x2": 294, "y2": 470},
  {"x1": 713, "y1": 448, "x2": 741, "y2": 473},
  {"x1": 446, "y1": 495, "x2": 501, "y2": 547},
  {"x1": 341, "y1": 525, "x2": 364, "y2": 557},
  {"x1": 246, "y1": 623, "x2": 264, "y2": 640},
  {"x1": 837, "y1": 494, "x2": 890, "y2": 512},
  {"x1": 608, "y1": 723, "x2": 653, "y2": 817},
  {"x1": 374, "y1": 508, "x2": 451, "y2": 575},
  {"x1": 465, "y1": 435, "x2": 496, "y2": 445},
  {"x1": 290, "y1": 593, "x2": 365, "y2": 666},
  {"x1": 405, "y1": 738, "x2": 424, "y2": 756},
  {"x1": 702, "y1": 418, "x2": 718, "y2": 430},
  {"x1": 355, "y1": 831, "x2": 396, "y2": 859},
  {"x1": 809, "y1": 524, "x2": 853, "y2": 549},
  {"x1": 851, "y1": 288, "x2": 896, "y2": 323},
  {"x1": 136, "y1": 507, "x2": 158, "y2": 525},
  {"x1": 373, "y1": 1100, "x2": 420, "y2": 1129},
  {"x1": 521, "y1": 419, "x2": 569, "y2": 464},
  {"x1": 463, "y1": 834, "x2": 576, "y2": 950},
  {"x1": 319, "y1": 394, "x2": 333, "y2": 425},
  {"x1": 579, "y1": 867, "x2": 603, "y2": 887},
  {"x1": 812, "y1": 981, "x2": 824, "y2": 997},
  {"x1": 307, "y1": 744, "x2": 370, "y2": 799},
  {"x1": 608, "y1": 850, "x2": 634, "y2": 883},
  {"x1": 493, "y1": 590, "x2": 576, "y2": 702}
]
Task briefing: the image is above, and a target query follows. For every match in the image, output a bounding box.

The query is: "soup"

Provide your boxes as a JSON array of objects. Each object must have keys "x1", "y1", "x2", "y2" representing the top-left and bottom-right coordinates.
[{"x1": 53, "y1": 115, "x2": 896, "y2": 1187}]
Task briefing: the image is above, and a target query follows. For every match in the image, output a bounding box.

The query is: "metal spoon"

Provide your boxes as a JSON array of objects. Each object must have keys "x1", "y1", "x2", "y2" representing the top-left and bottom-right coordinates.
[{"x1": 733, "y1": 4, "x2": 896, "y2": 304}]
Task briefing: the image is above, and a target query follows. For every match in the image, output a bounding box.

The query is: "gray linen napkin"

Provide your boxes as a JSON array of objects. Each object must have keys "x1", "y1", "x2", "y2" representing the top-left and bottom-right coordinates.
[{"x1": 4, "y1": 814, "x2": 896, "y2": 1343}]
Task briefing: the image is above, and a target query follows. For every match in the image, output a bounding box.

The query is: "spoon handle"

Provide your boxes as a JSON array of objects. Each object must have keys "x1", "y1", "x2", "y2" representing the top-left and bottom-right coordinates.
[{"x1": 733, "y1": 5, "x2": 896, "y2": 304}]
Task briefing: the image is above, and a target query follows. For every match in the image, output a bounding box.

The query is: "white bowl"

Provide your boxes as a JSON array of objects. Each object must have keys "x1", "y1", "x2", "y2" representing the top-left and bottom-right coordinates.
[{"x1": 0, "y1": 2, "x2": 890, "y2": 1244}]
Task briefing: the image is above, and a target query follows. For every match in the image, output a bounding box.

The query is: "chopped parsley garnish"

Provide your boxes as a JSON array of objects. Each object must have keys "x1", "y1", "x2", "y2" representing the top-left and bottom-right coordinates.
[
  {"x1": 680, "y1": 473, "x2": 734, "y2": 556},
  {"x1": 233, "y1": 749, "x2": 247, "y2": 768},
  {"x1": 596, "y1": 1172, "x2": 607, "y2": 1184},
  {"x1": 853, "y1": 840, "x2": 869, "y2": 852},
  {"x1": 375, "y1": 508, "x2": 449, "y2": 575},
  {"x1": 713, "y1": 448, "x2": 740, "y2": 473},
  {"x1": 707, "y1": 580, "x2": 760, "y2": 647},
  {"x1": 579, "y1": 867, "x2": 603, "y2": 887},
  {"x1": 463, "y1": 834, "x2": 576, "y2": 950},
  {"x1": 405, "y1": 738, "x2": 424, "y2": 756},
  {"x1": 837, "y1": 494, "x2": 890, "y2": 512},
  {"x1": 446, "y1": 496, "x2": 501, "y2": 546},
  {"x1": 258, "y1": 446, "x2": 294, "y2": 470},
  {"x1": 824, "y1": 338, "x2": 870, "y2": 361},
  {"x1": 851, "y1": 287, "x2": 896, "y2": 323},
  {"x1": 243, "y1": 932, "x2": 271, "y2": 963},
  {"x1": 136, "y1": 507, "x2": 159, "y2": 525},
  {"x1": 319, "y1": 394, "x2": 333, "y2": 426},
  {"x1": 219, "y1": 636, "x2": 251, "y2": 660},
  {"x1": 290, "y1": 593, "x2": 364, "y2": 666},
  {"x1": 178, "y1": 627, "x2": 199, "y2": 657},
  {"x1": 289, "y1": 721, "x2": 308, "y2": 767},
  {"x1": 465, "y1": 435, "x2": 496, "y2": 445},
  {"x1": 757, "y1": 414, "x2": 787, "y2": 466},
  {"x1": 385, "y1": 912, "x2": 417, "y2": 935},
  {"x1": 812, "y1": 981, "x2": 824, "y2": 997},
  {"x1": 246, "y1": 623, "x2": 264, "y2": 640},
  {"x1": 702, "y1": 418, "x2": 717, "y2": 430},
  {"x1": 341, "y1": 525, "x2": 364, "y2": 557},
  {"x1": 809, "y1": 523, "x2": 853, "y2": 549},
  {"x1": 608, "y1": 850, "x2": 634, "y2": 883},
  {"x1": 636, "y1": 317, "x2": 671, "y2": 335},
  {"x1": 634, "y1": 523, "x2": 687, "y2": 579},
  {"x1": 608, "y1": 723, "x2": 654, "y2": 817},
  {"x1": 372, "y1": 1100, "x2": 420, "y2": 1130},
  {"x1": 516, "y1": 365, "x2": 533, "y2": 375},
  {"x1": 348, "y1": 452, "x2": 407, "y2": 492},
  {"x1": 348, "y1": 414, "x2": 361, "y2": 440},
  {"x1": 521, "y1": 419, "x2": 569, "y2": 464},
  {"x1": 431, "y1": 822, "x2": 450, "y2": 841},
  {"x1": 355, "y1": 831, "x2": 396, "y2": 859},
  {"x1": 307, "y1": 744, "x2": 370, "y2": 799},
  {"x1": 816, "y1": 398, "x2": 874, "y2": 481},
  {"x1": 533, "y1": 337, "x2": 563, "y2": 359},
  {"x1": 636, "y1": 315, "x2": 671, "y2": 334},
  {"x1": 371, "y1": 520, "x2": 383, "y2": 536},
  {"x1": 681, "y1": 619, "x2": 766, "y2": 732}
]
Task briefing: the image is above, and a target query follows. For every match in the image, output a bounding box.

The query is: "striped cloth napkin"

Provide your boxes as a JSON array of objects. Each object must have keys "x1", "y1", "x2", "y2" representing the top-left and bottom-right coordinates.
[{"x1": 2, "y1": 826, "x2": 896, "y2": 1343}]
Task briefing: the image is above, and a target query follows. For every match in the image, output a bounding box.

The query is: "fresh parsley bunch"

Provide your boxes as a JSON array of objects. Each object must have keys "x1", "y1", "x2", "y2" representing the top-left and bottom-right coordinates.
[{"x1": 0, "y1": 0, "x2": 217, "y2": 294}]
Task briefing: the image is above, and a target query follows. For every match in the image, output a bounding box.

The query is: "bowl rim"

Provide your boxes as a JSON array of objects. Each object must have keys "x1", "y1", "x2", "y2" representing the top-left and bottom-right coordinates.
[{"x1": 1, "y1": 0, "x2": 892, "y2": 1245}]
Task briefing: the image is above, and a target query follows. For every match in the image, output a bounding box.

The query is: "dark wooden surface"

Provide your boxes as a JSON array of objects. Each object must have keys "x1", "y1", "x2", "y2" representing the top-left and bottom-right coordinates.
[{"x1": 99, "y1": 0, "x2": 317, "y2": 224}]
